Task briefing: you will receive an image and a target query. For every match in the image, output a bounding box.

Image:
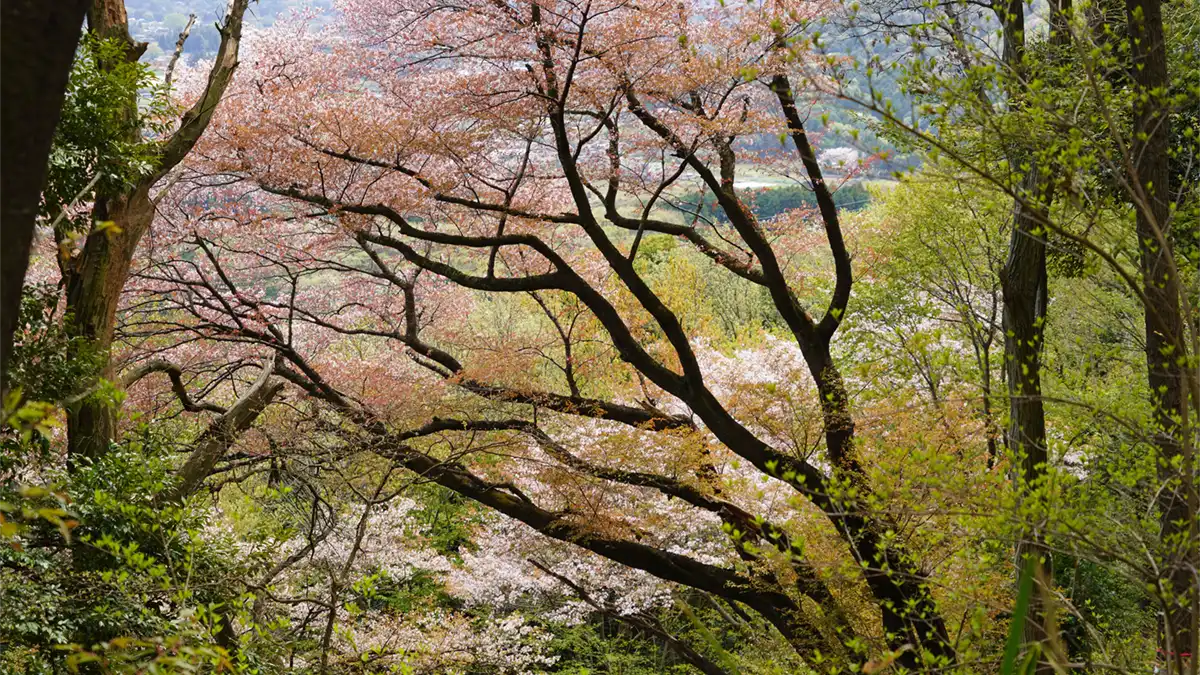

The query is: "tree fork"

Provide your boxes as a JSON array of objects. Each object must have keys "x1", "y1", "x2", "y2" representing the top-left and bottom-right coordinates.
[{"x1": 64, "y1": 0, "x2": 250, "y2": 461}]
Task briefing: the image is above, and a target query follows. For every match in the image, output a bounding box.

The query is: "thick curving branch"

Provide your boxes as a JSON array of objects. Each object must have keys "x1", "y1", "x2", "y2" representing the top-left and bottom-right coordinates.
[
  {"x1": 373, "y1": 439, "x2": 829, "y2": 660},
  {"x1": 768, "y1": 73, "x2": 852, "y2": 343},
  {"x1": 121, "y1": 359, "x2": 228, "y2": 414},
  {"x1": 162, "y1": 356, "x2": 285, "y2": 503}
]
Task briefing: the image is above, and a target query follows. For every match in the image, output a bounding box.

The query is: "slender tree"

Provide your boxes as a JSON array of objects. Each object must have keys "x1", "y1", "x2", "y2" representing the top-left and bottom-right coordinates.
[
  {"x1": 1125, "y1": 0, "x2": 1197, "y2": 662},
  {"x1": 997, "y1": 1, "x2": 1072, "y2": 665}
]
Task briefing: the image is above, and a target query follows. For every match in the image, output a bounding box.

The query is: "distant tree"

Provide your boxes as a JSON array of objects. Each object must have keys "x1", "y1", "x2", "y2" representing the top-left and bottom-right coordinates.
[
  {"x1": 128, "y1": 0, "x2": 980, "y2": 669},
  {"x1": 673, "y1": 183, "x2": 871, "y2": 224}
]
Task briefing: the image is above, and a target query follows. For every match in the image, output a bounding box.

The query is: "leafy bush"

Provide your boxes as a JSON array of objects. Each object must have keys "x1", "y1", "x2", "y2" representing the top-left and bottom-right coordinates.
[{"x1": 1, "y1": 437, "x2": 260, "y2": 674}]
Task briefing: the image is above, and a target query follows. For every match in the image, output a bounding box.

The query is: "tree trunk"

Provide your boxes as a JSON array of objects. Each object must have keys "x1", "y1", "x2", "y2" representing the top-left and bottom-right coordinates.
[
  {"x1": 0, "y1": 0, "x2": 90, "y2": 394},
  {"x1": 64, "y1": 185, "x2": 154, "y2": 460},
  {"x1": 59, "y1": 0, "x2": 149, "y2": 458},
  {"x1": 1125, "y1": 0, "x2": 1195, "y2": 664},
  {"x1": 63, "y1": 0, "x2": 248, "y2": 459},
  {"x1": 1004, "y1": 161, "x2": 1055, "y2": 675},
  {"x1": 86, "y1": 0, "x2": 145, "y2": 58},
  {"x1": 996, "y1": 0, "x2": 1071, "y2": 665}
]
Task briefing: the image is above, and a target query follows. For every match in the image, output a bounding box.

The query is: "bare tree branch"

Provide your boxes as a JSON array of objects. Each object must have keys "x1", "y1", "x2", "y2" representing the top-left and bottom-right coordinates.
[
  {"x1": 162, "y1": 356, "x2": 285, "y2": 503},
  {"x1": 121, "y1": 359, "x2": 227, "y2": 414},
  {"x1": 164, "y1": 13, "x2": 196, "y2": 90}
]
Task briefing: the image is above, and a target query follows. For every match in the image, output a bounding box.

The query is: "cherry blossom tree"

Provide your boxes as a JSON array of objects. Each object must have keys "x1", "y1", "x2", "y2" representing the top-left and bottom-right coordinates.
[{"x1": 113, "y1": 0, "x2": 1031, "y2": 668}]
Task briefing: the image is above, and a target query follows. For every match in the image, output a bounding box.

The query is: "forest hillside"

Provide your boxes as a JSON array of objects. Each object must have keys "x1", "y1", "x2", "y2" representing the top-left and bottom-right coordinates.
[{"x1": 1, "y1": 0, "x2": 1197, "y2": 673}]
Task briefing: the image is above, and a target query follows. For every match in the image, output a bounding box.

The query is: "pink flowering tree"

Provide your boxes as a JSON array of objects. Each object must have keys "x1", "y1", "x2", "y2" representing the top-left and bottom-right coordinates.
[{"x1": 114, "y1": 0, "x2": 1015, "y2": 668}]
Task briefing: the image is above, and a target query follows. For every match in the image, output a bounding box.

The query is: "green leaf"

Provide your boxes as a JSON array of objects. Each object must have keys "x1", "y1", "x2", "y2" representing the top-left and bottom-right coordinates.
[{"x1": 1001, "y1": 556, "x2": 1037, "y2": 675}]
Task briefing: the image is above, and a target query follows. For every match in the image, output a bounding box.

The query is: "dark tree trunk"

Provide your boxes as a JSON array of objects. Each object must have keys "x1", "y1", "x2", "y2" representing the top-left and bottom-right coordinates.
[
  {"x1": 0, "y1": 0, "x2": 90, "y2": 394},
  {"x1": 1125, "y1": 0, "x2": 1195, "y2": 663},
  {"x1": 996, "y1": 0, "x2": 1074, "y2": 666},
  {"x1": 1001, "y1": 171, "x2": 1052, "y2": 667}
]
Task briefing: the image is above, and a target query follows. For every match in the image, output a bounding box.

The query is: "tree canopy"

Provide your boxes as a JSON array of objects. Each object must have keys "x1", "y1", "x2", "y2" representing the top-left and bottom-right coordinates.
[{"x1": 1, "y1": 0, "x2": 1197, "y2": 673}]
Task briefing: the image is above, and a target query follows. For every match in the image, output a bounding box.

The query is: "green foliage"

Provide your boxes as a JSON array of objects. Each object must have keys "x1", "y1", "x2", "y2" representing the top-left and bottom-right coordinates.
[
  {"x1": 0, "y1": 437, "x2": 259, "y2": 674},
  {"x1": 0, "y1": 484, "x2": 76, "y2": 553},
  {"x1": 999, "y1": 557, "x2": 1036, "y2": 675},
  {"x1": 545, "y1": 618, "x2": 696, "y2": 675},
  {"x1": 7, "y1": 284, "x2": 102, "y2": 404},
  {"x1": 408, "y1": 484, "x2": 482, "y2": 558},
  {"x1": 2, "y1": 284, "x2": 104, "y2": 472},
  {"x1": 1055, "y1": 555, "x2": 1155, "y2": 661},
  {"x1": 366, "y1": 569, "x2": 461, "y2": 615},
  {"x1": 843, "y1": 163, "x2": 1168, "y2": 669},
  {"x1": 59, "y1": 634, "x2": 237, "y2": 674},
  {"x1": 841, "y1": 175, "x2": 1007, "y2": 408},
  {"x1": 6, "y1": 0, "x2": 1194, "y2": 669},
  {"x1": 43, "y1": 34, "x2": 170, "y2": 231},
  {"x1": 633, "y1": 237, "x2": 782, "y2": 341}
]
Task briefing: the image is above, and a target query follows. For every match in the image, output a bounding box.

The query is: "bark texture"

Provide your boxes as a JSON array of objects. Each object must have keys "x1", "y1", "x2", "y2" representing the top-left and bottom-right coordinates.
[
  {"x1": 1125, "y1": 0, "x2": 1195, "y2": 662},
  {"x1": 162, "y1": 360, "x2": 284, "y2": 503},
  {"x1": 63, "y1": 0, "x2": 249, "y2": 459},
  {"x1": 996, "y1": 1, "x2": 1068, "y2": 666},
  {"x1": 0, "y1": 0, "x2": 90, "y2": 394},
  {"x1": 1001, "y1": 173, "x2": 1052, "y2": 664}
]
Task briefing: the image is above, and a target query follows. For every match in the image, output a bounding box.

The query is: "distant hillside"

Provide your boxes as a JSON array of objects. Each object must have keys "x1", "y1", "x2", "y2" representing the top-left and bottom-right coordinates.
[
  {"x1": 125, "y1": 0, "x2": 333, "y2": 61},
  {"x1": 124, "y1": 0, "x2": 914, "y2": 175}
]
